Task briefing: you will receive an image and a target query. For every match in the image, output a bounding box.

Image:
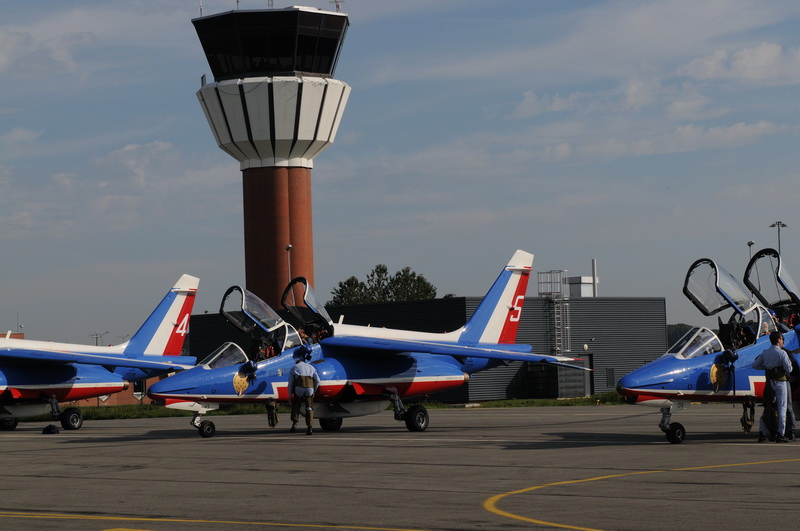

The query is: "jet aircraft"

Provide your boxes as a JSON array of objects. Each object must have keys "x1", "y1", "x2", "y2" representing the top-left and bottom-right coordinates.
[
  {"x1": 617, "y1": 248, "x2": 800, "y2": 443},
  {"x1": 148, "y1": 250, "x2": 587, "y2": 437},
  {"x1": 0, "y1": 274, "x2": 199, "y2": 431}
]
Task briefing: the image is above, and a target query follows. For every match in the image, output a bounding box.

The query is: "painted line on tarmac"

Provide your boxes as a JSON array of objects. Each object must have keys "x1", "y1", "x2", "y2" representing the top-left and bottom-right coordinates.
[
  {"x1": 0, "y1": 510, "x2": 428, "y2": 530},
  {"x1": 483, "y1": 457, "x2": 800, "y2": 531}
]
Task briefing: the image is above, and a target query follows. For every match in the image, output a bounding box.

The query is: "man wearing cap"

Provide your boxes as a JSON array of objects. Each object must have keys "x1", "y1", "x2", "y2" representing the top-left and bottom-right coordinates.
[
  {"x1": 288, "y1": 346, "x2": 320, "y2": 435},
  {"x1": 753, "y1": 331, "x2": 793, "y2": 442}
]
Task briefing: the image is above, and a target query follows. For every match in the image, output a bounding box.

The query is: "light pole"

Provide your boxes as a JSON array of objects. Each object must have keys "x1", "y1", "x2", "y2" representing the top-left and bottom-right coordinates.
[
  {"x1": 90, "y1": 331, "x2": 108, "y2": 346},
  {"x1": 285, "y1": 244, "x2": 293, "y2": 304},
  {"x1": 285, "y1": 245, "x2": 293, "y2": 282},
  {"x1": 747, "y1": 240, "x2": 755, "y2": 259},
  {"x1": 769, "y1": 221, "x2": 787, "y2": 254}
]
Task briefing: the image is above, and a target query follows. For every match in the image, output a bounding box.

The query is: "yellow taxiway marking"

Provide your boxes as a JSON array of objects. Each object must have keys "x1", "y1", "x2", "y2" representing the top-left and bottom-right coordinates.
[
  {"x1": 0, "y1": 510, "x2": 426, "y2": 531},
  {"x1": 484, "y1": 457, "x2": 800, "y2": 531}
]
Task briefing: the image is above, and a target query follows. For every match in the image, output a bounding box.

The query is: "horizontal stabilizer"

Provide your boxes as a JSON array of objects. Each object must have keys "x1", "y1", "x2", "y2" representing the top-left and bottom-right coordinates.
[
  {"x1": 0, "y1": 348, "x2": 196, "y2": 371},
  {"x1": 321, "y1": 336, "x2": 588, "y2": 370}
]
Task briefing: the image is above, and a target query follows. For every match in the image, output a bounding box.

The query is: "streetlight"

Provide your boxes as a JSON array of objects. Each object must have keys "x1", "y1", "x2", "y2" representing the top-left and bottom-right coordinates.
[
  {"x1": 285, "y1": 244, "x2": 295, "y2": 305},
  {"x1": 90, "y1": 331, "x2": 108, "y2": 346},
  {"x1": 769, "y1": 221, "x2": 787, "y2": 254},
  {"x1": 747, "y1": 240, "x2": 755, "y2": 259},
  {"x1": 285, "y1": 244, "x2": 293, "y2": 283}
]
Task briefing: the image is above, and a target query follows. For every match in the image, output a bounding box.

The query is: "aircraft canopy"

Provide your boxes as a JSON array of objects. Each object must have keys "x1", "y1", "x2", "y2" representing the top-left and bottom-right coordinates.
[
  {"x1": 199, "y1": 342, "x2": 249, "y2": 368},
  {"x1": 744, "y1": 248, "x2": 800, "y2": 310},
  {"x1": 220, "y1": 286, "x2": 303, "y2": 352},
  {"x1": 664, "y1": 327, "x2": 723, "y2": 359},
  {"x1": 683, "y1": 258, "x2": 756, "y2": 317}
]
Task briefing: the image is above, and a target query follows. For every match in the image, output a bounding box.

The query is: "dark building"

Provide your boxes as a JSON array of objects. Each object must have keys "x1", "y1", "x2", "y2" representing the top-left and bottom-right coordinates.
[{"x1": 187, "y1": 295, "x2": 666, "y2": 402}]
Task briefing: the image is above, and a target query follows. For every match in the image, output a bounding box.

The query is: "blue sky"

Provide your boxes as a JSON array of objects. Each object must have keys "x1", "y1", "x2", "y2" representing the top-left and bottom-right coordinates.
[{"x1": 2, "y1": 0, "x2": 800, "y2": 344}]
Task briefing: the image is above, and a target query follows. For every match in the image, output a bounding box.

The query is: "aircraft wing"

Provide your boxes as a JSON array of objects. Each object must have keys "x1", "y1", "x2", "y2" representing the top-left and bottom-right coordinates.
[
  {"x1": 320, "y1": 336, "x2": 589, "y2": 370},
  {"x1": 0, "y1": 348, "x2": 196, "y2": 371}
]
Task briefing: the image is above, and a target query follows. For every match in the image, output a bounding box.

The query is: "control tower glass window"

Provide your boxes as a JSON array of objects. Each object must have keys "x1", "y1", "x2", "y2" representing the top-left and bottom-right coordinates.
[{"x1": 193, "y1": 9, "x2": 349, "y2": 81}]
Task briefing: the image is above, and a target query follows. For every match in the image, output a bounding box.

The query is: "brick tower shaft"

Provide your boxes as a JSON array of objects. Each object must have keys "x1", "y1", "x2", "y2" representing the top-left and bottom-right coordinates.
[{"x1": 242, "y1": 167, "x2": 313, "y2": 306}]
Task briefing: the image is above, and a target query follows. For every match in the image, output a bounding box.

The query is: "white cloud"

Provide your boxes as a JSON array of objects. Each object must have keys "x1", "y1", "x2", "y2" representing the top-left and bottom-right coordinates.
[
  {"x1": 0, "y1": 29, "x2": 33, "y2": 73},
  {"x1": 1, "y1": 127, "x2": 43, "y2": 145},
  {"x1": 680, "y1": 42, "x2": 800, "y2": 83},
  {"x1": 666, "y1": 120, "x2": 786, "y2": 151},
  {"x1": 0, "y1": 28, "x2": 96, "y2": 81},
  {"x1": 512, "y1": 91, "x2": 585, "y2": 118}
]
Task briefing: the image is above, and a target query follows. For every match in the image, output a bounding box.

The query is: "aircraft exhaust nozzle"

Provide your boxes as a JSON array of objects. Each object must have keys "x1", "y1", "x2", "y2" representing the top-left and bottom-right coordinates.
[{"x1": 122, "y1": 381, "x2": 131, "y2": 391}]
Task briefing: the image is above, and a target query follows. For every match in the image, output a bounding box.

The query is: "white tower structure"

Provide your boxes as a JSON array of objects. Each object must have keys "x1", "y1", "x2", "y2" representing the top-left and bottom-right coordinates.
[{"x1": 193, "y1": 6, "x2": 351, "y2": 306}]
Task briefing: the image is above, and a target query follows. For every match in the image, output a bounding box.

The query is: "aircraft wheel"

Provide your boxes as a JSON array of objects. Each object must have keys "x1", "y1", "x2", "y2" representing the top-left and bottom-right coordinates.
[
  {"x1": 666, "y1": 422, "x2": 685, "y2": 444},
  {"x1": 319, "y1": 417, "x2": 343, "y2": 431},
  {"x1": 198, "y1": 420, "x2": 216, "y2": 438},
  {"x1": 404, "y1": 405, "x2": 429, "y2": 432},
  {"x1": 60, "y1": 408, "x2": 83, "y2": 430},
  {"x1": 0, "y1": 418, "x2": 19, "y2": 431}
]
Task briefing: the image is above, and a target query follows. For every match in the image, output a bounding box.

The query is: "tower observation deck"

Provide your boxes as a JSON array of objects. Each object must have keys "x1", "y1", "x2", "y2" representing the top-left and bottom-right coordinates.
[{"x1": 193, "y1": 7, "x2": 351, "y2": 306}]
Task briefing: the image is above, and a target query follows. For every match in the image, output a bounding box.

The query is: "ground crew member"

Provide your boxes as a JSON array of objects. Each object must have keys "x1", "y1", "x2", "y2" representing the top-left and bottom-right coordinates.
[
  {"x1": 288, "y1": 347, "x2": 320, "y2": 435},
  {"x1": 752, "y1": 331, "x2": 793, "y2": 443},
  {"x1": 263, "y1": 344, "x2": 279, "y2": 428}
]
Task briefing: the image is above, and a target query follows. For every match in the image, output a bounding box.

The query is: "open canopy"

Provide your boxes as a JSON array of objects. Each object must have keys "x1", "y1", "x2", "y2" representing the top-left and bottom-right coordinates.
[
  {"x1": 683, "y1": 258, "x2": 756, "y2": 317},
  {"x1": 744, "y1": 248, "x2": 800, "y2": 310},
  {"x1": 219, "y1": 285, "x2": 302, "y2": 353}
]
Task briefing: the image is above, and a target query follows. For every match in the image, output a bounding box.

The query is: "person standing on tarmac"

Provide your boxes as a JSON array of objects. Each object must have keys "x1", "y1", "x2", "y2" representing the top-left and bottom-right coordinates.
[
  {"x1": 288, "y1": 347, "x2": 320, "y2": 435},
  {"x1": 752, "y1": 331, "x2": 793, "y2": 443}
]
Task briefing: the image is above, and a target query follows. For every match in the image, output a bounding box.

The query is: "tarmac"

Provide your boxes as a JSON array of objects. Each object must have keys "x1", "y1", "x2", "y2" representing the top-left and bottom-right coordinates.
[{"x1": 1, "y1": 403, "x2": 799, "y2": 530}]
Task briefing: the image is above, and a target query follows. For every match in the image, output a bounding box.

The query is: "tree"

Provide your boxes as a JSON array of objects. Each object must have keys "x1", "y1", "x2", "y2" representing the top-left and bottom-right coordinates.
[{"x1": 329, "y1": 265, "x2": 437, "y2": 305}]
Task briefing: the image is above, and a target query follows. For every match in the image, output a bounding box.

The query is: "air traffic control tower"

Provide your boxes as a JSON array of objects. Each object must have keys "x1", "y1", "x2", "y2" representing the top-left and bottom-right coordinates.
[{"x1": 193, "y1": 6, "x2": 350, "y2": 307}]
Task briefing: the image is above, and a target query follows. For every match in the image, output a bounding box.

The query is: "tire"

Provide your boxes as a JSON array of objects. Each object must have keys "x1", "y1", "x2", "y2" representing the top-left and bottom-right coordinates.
[
  {"x1": 0, "y1": 418, "x2": 19, "y2": 431},
  {"x1": 319, "y1": 417, "x2": 343, "y2": 431},
  {"x1": 666, "y1": 422, "x2": 685, "y2": 444},
  {"x1": 404, "y1": 405, "x2": 429, "y2": 432},
  {"x1": 60, "y1": 408, "x2": 83, "y2": 430},
  {"x1": 199, "y1": 420, "x2": 216, "y2": 438}
]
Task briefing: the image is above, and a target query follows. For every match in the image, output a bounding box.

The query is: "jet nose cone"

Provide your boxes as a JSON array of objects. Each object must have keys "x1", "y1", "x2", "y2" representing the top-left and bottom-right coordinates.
[
  {"x1": 615, "y1": 374, "x2": 638, "y2": 404},
  {"x1": 148, "y1": 374, "x2": 182, "y2": 397}
]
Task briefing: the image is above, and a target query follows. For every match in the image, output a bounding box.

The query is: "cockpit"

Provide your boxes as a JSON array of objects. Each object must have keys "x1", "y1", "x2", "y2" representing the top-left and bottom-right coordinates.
[
  {"x1": 218, "y1": 277, "x2": 334, "y2": 361},
  {"x1": 682, "y1": 258, "x2": 775, "y2": 352},
  {"x1": 220, "y1": 286, "x2": 303, "y2": 357},
  {"x1": 744, "y1": 248, "x2": 800, "y2": 331},
  {"x1": 199, "y1": 342, "x2": 249, "y2": 368},
  {"x1": 664, "y1": 327, "x2": 723, "y2": 359}
]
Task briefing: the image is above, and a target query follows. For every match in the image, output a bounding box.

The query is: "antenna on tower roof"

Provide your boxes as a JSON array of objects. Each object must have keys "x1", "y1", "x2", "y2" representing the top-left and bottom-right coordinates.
[
  {"x1": 330, "y1": 0, "x2": 344, "y2": 12},
  {"x1": 198, "y1": 0, "x2": 203, "y2": 16}
]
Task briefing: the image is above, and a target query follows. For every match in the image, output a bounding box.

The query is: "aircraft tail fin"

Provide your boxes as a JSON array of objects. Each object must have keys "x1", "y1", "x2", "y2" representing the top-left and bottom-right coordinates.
[
  {"x1": 457, "y1": 250, "x2": 533, "y2": 344},
  {"x1": 122, "y1": 275, "x2": 199, "y2": 356}
]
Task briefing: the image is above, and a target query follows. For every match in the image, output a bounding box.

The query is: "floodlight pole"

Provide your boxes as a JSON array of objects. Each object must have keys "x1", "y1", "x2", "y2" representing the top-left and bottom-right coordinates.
[{"x1": 769, "y1": 221, "x2": 787, "y2": 254}]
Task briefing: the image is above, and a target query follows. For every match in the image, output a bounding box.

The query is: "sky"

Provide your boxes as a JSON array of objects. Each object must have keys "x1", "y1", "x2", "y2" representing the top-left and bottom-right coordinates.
[{"x1": 2, "y1": 0, "x2": 800, "y2": 345}]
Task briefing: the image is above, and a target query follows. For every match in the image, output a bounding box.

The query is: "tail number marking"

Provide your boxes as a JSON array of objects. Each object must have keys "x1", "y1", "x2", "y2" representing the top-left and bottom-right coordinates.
[
  {"x1": 509, "y1": 295, "x2": 524, "y2": 322},
  {"x1": 175, "y1": 314, "x2": 190, "y2": 337}
]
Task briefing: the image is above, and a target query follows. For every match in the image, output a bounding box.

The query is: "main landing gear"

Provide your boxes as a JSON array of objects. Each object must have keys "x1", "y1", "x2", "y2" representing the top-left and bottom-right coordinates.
[
  {"x1": 319, "y1": 417, "x2": 343, "y2": 431},
  {"x1": 0, "y1": 418, "x2": 19, "y2": 431},
  {"x1": 388, "y1": 393, "x2": 429, "y2": 432},
  {"x1": 50, "y1": 398, "x2": 84, "y2": 431},
  {"x1": 659, "y1": 406, "x2": 685, "y2": 444}
]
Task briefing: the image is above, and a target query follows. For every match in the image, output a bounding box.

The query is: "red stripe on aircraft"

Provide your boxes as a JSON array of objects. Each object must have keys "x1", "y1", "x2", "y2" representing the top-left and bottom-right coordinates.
[
  {"x1": 52, "y1": 385, "x2": 127, "y2": 401},
  {"x1": 163, "y1": 292, "x2": 196, "y2": 355},
  {"x1": 498, "y1": 270, "x2": 530, "y2": 344}
]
